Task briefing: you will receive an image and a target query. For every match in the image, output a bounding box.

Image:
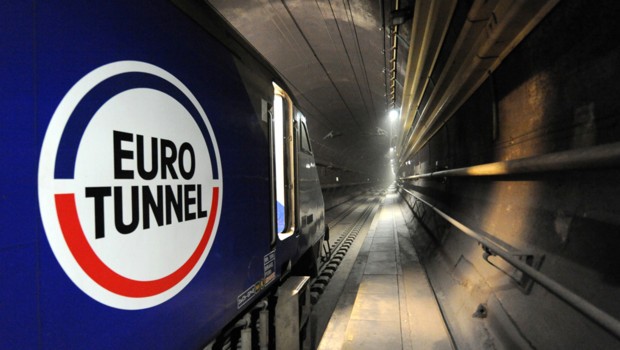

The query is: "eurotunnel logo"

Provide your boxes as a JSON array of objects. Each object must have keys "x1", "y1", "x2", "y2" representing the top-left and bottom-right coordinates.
[{"x1": 38, "y1": 61, "x2": 223, "y2": 309}]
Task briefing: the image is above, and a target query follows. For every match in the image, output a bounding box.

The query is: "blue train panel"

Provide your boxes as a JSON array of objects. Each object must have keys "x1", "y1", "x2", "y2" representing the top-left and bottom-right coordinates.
[{"x1": 1, "y1": 1, "x2": 285, "y2": 348}]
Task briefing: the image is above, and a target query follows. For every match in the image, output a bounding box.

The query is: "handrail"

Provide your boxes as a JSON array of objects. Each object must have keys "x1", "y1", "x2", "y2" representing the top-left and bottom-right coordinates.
[
  {"x1": 399, "y1": 185, "x2": 620, "y2": 341},
  {"x1": 401, "y1": 141, "x2": 620, "y2": 180}
]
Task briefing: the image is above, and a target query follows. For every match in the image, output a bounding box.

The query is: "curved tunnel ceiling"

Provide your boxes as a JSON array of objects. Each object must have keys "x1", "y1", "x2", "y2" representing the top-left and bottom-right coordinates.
[
  {"x1": 209, "y1": 0, "x2": 400, "y2": 180},
  {"x1": 208, "y1": 0, "x2": 559, "y2": 182}
]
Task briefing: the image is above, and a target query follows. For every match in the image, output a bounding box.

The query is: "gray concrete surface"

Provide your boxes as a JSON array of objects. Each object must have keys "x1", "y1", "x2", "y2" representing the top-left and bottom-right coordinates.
[{"x1": 318, "y1": 190, "x2": 452, "y2": 349}]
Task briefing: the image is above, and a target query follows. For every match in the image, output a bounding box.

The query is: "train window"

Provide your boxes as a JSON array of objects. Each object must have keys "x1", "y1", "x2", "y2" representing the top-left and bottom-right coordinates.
[
  {"x1": 299, "y1": 119, "x2": 312, "y2": 154},
  {"x1": 272, "y1": 83, "x2": 296, "y2": 241},
  {"x1": 273, "y1": 93, "x2": 287, "y2": 235}
]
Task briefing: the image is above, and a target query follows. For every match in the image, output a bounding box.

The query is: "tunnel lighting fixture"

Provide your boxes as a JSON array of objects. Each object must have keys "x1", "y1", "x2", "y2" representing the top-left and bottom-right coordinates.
[
  {"x1": 390, "y1": 147, "x2": 395, "y2": 152},
  {"x1": 336, "y1": 177, "x2": 339, "y2": 182},
  {"x1": 389, "y1": 109, "x2": 399, "y2": 122}
]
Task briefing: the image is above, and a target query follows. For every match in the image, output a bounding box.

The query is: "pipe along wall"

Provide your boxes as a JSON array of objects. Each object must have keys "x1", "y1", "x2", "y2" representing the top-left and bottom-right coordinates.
[{"x1": 397, "y1": 1, "x2": 620, "y2": 348}]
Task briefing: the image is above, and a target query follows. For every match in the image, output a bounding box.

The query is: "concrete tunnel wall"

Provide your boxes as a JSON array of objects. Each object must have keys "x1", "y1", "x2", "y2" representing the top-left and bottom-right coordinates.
[{"x1": 397, "y1": 1, "x2": 620, "y2": 348}]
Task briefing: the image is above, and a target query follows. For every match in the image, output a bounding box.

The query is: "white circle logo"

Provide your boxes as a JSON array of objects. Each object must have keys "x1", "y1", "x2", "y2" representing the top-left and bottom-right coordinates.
[{"x1": 38, "y1": 61, "x2": 223, "y2": 309}]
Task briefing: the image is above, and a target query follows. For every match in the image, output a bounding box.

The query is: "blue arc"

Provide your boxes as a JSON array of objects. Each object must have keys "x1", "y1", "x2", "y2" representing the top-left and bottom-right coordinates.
[{"x1": 54, "y1": 71, "x2": 219, "y2": 180}]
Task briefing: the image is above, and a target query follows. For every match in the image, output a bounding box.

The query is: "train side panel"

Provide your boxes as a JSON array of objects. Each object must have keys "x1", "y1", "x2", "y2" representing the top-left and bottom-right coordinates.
[
  {"x1": 296, "y1": 114, "x2": 326, "y2": 271},
  {"x1": 1, "y1": 1, "x2": 285, "y2": 348},
  {"x1": 0, "y1": 3, "x2": 38, "y2": 349}
]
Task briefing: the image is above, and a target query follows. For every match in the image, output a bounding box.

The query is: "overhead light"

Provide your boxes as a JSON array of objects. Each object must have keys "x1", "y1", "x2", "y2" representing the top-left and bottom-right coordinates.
[{"x1": 389, "y1": 109, "x2": 399, "y2": 122}]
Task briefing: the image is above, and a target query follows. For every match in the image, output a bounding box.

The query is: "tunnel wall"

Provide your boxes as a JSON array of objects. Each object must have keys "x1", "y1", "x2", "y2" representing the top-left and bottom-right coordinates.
[
  {"x1": 398, "y1": 1, "x2": 620, "y2": 348},
  {"x1": 318, "y1": 163, "x2": 387, "y2": 208}
]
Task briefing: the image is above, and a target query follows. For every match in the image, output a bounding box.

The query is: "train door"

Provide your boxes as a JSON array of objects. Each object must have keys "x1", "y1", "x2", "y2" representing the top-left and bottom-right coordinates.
[
  {"x1": 271, "y1": 83, "x2": 325, "y2": 278},
  {"x1": 295, "y1": 109, "x2": 326, "y2": 273}
]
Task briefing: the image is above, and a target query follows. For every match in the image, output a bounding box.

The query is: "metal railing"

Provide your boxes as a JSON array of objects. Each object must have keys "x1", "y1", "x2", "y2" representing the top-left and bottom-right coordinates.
[
  {"x1": 399, "y1": 185, "x2": 620, "y2": 341},
  {"x1": 401, "y1": 141, "x2": 620, "y2": 180}
]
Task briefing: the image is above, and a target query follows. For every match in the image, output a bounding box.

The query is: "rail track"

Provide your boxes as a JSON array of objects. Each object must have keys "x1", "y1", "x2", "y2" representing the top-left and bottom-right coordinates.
[{"x1": 310, "y1": 193, "x2": 382, "y2": 304}]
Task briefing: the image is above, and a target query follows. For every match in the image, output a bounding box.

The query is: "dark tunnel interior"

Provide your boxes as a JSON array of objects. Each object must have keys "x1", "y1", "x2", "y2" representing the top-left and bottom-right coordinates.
[{"x1": 2, "y1": 0, "x2": 619, "y2": 348}]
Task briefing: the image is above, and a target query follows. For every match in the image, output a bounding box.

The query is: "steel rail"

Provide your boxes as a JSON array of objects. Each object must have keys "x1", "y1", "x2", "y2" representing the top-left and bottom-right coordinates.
[
  {"x1": 399, "y1": 186, "x2": 620, "y2": 341},
  {"x1": 324, "y1": 200, "x2": 377, "y2": 264},
  {"x1": 401, "y1": 141, "x2": 620, "y2": 180},
  {"x1": 327, "y1": 200, "x2": 360, "y2": 228},
  {"x1": 311, "y1": 200, "x2": 378, "y2": 304}
]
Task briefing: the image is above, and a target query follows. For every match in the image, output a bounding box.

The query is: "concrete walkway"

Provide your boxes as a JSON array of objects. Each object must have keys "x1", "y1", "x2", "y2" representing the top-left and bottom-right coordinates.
[{"x1": 318, "y1": 189, "x2": 453, "y2": 349}]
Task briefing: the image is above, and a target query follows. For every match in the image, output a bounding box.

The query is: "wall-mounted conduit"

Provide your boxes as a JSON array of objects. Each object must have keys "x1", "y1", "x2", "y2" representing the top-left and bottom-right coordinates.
[
  {"x1": 400, "y1": 141, "x2": 620, "y2": 181},
  {"x1": 398, "y1": 185, "x2": 620, "y2": 341},
  {"x1": 397, "y1": 0, "x2": 560, "y2": 166}
]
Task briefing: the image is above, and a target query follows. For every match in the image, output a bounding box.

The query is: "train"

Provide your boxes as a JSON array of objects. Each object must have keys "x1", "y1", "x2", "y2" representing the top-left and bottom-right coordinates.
[{"x1": 1, "y1": 1, "x2": 327, "y2": 348}]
